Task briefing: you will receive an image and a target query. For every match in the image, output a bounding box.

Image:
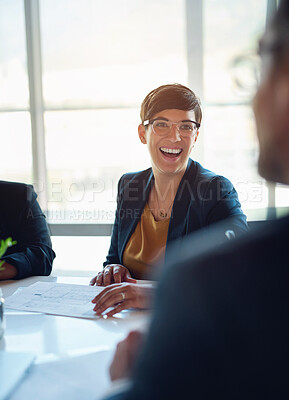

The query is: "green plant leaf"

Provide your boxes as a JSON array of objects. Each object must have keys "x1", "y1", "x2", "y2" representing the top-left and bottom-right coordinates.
[{"x1": 0, "y1": 237, "x2": 17, "y2": 271}]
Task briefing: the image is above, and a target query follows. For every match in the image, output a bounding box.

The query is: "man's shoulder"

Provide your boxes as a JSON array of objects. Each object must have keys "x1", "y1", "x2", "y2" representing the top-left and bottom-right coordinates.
[
  {"x1": 0, "y1": 181, "x2": 36, "y2": 206},
  {"x1": 0, "y1": 180, "x2": 34, "y2": 193},
  {"x1": 166, "y1": 216, "x2": 289, "y2": 279},
  {"x1": 156, "y1": 216, "x2": 289, "y2": 328}
]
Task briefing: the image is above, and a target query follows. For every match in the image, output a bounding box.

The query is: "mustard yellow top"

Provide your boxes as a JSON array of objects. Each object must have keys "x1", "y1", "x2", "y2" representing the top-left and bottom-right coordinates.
[{"x1": 123, "y1": 203, "x2": 170, "y2": 280}]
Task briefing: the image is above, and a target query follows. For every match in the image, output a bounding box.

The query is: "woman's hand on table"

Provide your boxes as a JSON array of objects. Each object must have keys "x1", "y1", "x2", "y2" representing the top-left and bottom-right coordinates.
[
  {"x1": 91, "y1": 282, "x2": 153, "y2": 317},
  {"x1": 89, "y1": 264, "x2": 137, "y2": 287}
]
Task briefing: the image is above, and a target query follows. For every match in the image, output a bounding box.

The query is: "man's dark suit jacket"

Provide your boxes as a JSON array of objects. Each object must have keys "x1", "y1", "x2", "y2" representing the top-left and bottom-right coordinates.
[
  {"x1": 106, "y1": 216, "x2": 289, "y2": 399},
  {"x1": 104, "y1": 159, "x2": 248, "y2": 277},
  {"x1": 0, "y1": 181, "x2": 55, "y2": 279}
]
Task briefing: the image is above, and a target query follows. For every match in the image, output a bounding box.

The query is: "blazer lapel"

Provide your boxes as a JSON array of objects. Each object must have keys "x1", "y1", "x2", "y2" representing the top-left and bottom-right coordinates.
[{"x1": 167, "y1": 159, "x2": 196, "y2": 244}]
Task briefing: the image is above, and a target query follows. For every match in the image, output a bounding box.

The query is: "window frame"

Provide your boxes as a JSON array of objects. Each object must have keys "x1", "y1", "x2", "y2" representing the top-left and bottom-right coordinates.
[{"x1": 3, "y1": 0, "x2": 278, "y2": 237}]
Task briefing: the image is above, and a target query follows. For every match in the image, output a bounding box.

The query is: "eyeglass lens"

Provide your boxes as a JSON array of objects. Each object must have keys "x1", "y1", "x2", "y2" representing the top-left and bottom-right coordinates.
[{"x1": 152, "y1": 120, "x2": 197, "y2": 136}]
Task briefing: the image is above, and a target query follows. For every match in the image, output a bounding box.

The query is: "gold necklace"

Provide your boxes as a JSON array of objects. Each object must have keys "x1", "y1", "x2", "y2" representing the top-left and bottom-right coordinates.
[{"x1": 155, "y1": 190, "x2": 174, "y2": 219}]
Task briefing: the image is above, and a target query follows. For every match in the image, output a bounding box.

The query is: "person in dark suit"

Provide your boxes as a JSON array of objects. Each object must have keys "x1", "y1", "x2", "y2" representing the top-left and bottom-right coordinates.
[
  {"x1": 103, "y1": 0, "x2": 289, "y2": 398},
  {"x1": 90, "y1": 84, "x2": 247, "y2": 317},
  {"x1": 0, "y1": 181, "x2": 55, "y2": 280}
]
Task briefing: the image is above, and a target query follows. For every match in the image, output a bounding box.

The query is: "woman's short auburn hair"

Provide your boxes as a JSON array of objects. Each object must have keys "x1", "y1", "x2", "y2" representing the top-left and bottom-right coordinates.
[{"x1": 140, "y1": 83, "x2": 202, "y2": 125}]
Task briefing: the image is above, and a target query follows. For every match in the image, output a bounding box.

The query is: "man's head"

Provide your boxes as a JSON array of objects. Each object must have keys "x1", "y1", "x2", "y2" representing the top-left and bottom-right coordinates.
[
  {"x1": 254, "y1": 0, "x2": 289, "y2": 184},
  {"x1": 140, "y1": 83, "x2": 202, "y2": 125}
]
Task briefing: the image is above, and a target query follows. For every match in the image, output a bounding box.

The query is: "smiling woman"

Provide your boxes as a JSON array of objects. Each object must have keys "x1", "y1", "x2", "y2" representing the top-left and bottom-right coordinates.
[
  {"x1": 140, "y1": 109, "x2": 198, "y2": 178},
  {"x1": 90, "y1": 83, "x2": 248, "y2": 317}
]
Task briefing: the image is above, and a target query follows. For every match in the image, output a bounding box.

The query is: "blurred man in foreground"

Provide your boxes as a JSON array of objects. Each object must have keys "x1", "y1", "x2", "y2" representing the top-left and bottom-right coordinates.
[{"x1": 104, "y1": 1, "x2": 289, "y2": 398}]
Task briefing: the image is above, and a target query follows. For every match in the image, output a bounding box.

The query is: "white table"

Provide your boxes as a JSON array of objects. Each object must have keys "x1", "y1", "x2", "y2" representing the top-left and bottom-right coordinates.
[{"x1": 0, "y1": 276, "x2": 151, "y2": 399}]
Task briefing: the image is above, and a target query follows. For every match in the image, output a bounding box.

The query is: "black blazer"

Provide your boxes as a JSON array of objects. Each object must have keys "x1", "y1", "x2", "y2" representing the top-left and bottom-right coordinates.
[
  {"x1": 105, "y1": 216, "x2": 289, "y2": 399},
  {"x1": 104, "y1": 159, "x2": 248, "y2": 277},
  {"x1": 0, "y1": 181, "x2": 55, "y2": 279}
]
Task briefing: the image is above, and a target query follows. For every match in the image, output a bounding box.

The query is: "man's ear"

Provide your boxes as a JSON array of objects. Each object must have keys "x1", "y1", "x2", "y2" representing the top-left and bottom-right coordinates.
[
  {"x1": 275, "y1": 73, "x2": 289, "y2": 115},
  {"x1": 138, "y1": 124, "x2": 147, "y2": 144},
  {"x1": 274, "y1": 65, "x2": 289, "y2": 140}
]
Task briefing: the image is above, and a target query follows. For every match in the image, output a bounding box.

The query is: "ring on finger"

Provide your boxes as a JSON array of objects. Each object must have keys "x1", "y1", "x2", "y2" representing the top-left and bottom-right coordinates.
[{"x1": 121, "y1": 292, "x2": 125, "y2": 301}]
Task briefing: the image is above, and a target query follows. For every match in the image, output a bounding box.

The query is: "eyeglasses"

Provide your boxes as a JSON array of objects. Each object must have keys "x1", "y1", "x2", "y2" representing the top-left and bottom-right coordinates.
[
  {"x1": 143, "y1": 118, "x2": 200, "y2": 138},
  {"x1": 230, "y1": 53, "x2": 261, "y2": 97}
]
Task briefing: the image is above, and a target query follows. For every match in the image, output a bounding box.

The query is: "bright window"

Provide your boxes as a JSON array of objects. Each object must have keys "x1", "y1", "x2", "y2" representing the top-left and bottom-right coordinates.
[
  {"x1": 0, "y1": 0, "x2": 31, "y2": 183},
  {"x1": 203, "y1": 0, "x2": 268, "y2": 219},
  {"x1": 40, "y1": 0, "x2": 187, "y2": 223},
  {"x1": 0, "y1": 0, "x2": 285, "y2": 275}
]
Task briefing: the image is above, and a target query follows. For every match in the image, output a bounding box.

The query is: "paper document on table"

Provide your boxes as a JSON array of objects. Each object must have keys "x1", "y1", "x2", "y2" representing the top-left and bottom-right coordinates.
[
  {"x1": 9, "y1": 350, "x2": 112, "y2": 400},
  {"x1": 4, "y1": 282, "x2": 104, "y2": 319}
]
